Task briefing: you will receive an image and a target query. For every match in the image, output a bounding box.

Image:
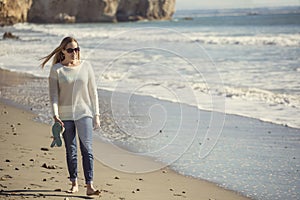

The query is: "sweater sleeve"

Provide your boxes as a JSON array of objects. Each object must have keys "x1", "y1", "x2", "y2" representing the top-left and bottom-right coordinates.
[
  {"x1": 87, "y1": 62, "x2": 100, "y2": 116},
  {"x1": 49, "y1": 65, "x2": 59, "y2": 117}
]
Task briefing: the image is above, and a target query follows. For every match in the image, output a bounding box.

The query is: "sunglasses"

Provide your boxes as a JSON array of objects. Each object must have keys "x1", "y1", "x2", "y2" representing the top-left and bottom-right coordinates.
[{"x1": 65, "y1": 47, "x2": 80, "y2": 53}]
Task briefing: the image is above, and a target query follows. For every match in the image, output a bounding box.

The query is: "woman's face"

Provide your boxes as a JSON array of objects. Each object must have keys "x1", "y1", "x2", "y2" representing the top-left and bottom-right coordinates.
[{"x1": 62, "y1": 41, "x2": 80, "y2": 62}]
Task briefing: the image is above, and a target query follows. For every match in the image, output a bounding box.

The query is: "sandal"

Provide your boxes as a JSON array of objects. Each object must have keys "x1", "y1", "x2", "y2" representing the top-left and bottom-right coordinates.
[{"x1": 50, "y1": 122, "x2": 64, "y2": 147}]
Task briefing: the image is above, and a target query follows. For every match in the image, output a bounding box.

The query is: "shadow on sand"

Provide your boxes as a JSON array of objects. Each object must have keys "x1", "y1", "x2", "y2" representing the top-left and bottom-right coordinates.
[{"x1": 0, "y1": 189, "x2": 94, "y2": 199}]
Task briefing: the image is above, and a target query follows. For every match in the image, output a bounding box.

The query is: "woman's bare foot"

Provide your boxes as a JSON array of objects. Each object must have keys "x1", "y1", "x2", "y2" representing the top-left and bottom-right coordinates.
[
  {"x1": 86, "y1": 183, "x2": 100, "y2": 196},
  {"x1": 67, "y1": 181, "x2": 79, "y2": 193}
]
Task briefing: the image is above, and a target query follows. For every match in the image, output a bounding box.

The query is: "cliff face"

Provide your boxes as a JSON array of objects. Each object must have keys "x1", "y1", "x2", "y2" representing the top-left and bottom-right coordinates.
[
  {"x1": 0, "y1": 0, "x2": 32, "y2": 26},
  {"x1": 0, "y1": 0, "x2": 175, "y2": 25},
  {"x1": 117, "y1": 0, "x2": 176, "y2": 21},
  {"x1": 27, "y1": 0, "x2": 119, "y2": 23}
]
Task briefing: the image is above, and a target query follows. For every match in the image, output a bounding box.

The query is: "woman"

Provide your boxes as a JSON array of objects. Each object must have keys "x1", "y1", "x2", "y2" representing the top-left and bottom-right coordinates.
[{"x1": 41, "y1": 37, "x2": 100, "y2": 196}]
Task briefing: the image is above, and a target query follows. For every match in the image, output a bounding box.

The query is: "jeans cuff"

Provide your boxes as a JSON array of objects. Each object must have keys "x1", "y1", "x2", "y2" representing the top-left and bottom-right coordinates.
[{"x1": 70, "y1": 178, "x2": 77, "y2": 182}]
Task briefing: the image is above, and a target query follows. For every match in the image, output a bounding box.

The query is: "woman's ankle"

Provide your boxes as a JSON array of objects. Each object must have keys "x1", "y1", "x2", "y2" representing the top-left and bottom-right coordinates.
[
  {"x1": 71, "y1": 180, "x2": 78, "y2": 186},
  {"x1": 86, "y1": 183, "x2": 94, "y2": 189},
  {"x1": 67, "y1": 182, "x2": 79, "y2": 193}
]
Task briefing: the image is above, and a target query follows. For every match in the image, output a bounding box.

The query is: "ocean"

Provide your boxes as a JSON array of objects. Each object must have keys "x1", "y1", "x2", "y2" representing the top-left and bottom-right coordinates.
[{"x1": 0, "y1": 7, "x2": 299, "y2": 200}]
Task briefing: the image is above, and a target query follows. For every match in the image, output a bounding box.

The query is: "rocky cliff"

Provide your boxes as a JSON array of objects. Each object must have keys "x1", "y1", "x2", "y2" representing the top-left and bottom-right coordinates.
[
  {"x1": 0, "y1": 0, "x2": 32, "y2": 26},
  {"x1": 27, "y1": 0, "x2": 175, "y2": 23},
  {"x1": 28, "y1": 0, "x2": 119, "y2": 23},
  {"x1": 0, "y1": 0, "x2": 175, "y2": 25},
  {"x1": 117, "y1": 0, "x2": 175, "y2": 21}
]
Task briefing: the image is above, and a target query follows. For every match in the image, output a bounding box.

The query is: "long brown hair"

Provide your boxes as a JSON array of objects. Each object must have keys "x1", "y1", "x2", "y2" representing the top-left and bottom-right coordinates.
[{"x1": 40, "y1": 37, "x2": 80, "y2": 68}]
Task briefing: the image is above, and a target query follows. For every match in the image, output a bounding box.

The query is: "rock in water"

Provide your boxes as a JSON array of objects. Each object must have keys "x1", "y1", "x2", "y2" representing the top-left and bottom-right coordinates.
[
  {"x1": 54, "y1": 13, "x2": 76, "y2": 23},
  {"x1": 3, "y1": 32, "x2": 19, "y2": 40}
]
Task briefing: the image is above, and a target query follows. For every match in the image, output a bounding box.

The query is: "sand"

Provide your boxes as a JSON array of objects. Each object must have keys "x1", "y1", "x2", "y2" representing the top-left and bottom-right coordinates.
[
  {"x1": 0, "y1": 102, "x2": 252, "y2": 200},
  {"x1": 0, "y1": 67, "x2": 252, "y2": 199}
]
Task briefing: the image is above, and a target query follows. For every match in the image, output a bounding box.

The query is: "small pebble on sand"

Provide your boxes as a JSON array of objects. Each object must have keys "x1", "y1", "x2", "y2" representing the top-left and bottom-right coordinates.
[{"x1": 41, "y1": 147, "x2": 49, "y2": 151}]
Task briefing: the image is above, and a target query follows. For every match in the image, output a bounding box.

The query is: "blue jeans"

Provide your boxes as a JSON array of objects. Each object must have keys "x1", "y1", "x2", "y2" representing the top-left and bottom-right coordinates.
[{"x1": 62, "y1": 117, "x2": 94, "y2": 184}]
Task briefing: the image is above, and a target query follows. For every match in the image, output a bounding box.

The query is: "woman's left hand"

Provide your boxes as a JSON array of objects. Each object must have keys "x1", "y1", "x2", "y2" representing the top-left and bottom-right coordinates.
[{"x1": 93, "y1": 115, "x2": 100, "y2": 130}]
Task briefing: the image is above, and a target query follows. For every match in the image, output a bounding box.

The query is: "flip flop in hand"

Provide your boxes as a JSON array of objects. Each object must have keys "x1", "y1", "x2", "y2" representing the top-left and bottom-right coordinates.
[{"x1": 50, "y1": 122, "x2": 64, "y2": 147}]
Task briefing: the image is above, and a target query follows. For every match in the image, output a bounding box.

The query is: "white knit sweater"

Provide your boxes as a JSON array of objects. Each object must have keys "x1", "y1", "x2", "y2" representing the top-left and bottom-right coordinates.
[{"x1": 49, "y1": 61, "x2": 100, "y2": 120}]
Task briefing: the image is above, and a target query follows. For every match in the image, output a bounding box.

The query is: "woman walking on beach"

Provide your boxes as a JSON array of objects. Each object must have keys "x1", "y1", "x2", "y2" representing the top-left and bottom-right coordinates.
[{"x1": 41, "y1": 36, "x2": 100, "y2": 196}]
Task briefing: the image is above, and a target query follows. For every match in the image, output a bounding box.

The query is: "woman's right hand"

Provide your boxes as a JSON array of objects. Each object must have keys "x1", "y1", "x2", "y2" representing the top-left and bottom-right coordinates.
[{"x1": 53, "y1": 115, "x2": 64, "y2": 127}]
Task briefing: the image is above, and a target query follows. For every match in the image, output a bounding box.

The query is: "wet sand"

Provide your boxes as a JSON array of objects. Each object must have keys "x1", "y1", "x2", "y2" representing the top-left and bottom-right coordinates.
[
  {"x1": 0, "y1": 69, "x2": 251, "y2": 200},
  {"x1": 0, "y1": 102, "x2": 251, "y2": 200}
]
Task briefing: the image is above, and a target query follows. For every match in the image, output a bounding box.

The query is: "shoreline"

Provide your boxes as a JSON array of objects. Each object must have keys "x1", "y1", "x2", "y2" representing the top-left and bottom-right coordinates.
[
  {"x1": 0, "y1": 101, "x2": 251, "y2": 200},
  {"x1": 1, "y1": 66, "x2": 299, "y2": 130},
  {"x1": 1, "y1": 12, "x2": 299, "y2": 199},
  {"x1": 1, "y1": 68, "x2": 299, "y2": 199},
  {"x1": 0, "y1": 68, "x2": 252, "y2": 199}
]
